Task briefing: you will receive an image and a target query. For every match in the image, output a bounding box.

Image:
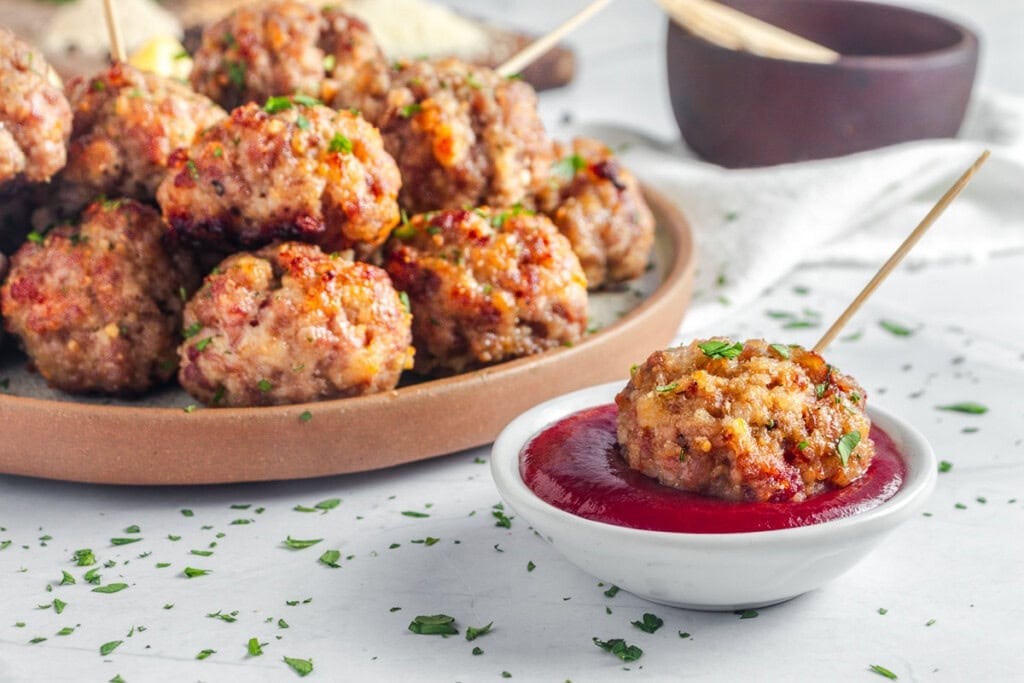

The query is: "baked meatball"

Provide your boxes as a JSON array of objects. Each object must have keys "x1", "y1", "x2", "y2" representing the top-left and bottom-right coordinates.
[
  {"x1": 384, "y1": 207, "x2": 587, "y2": 374},
  {"x1": 616, "y1": 339, "x2": 875, "y2": 503},
  {"x1": 538, "y1": 138, "x2": 655, "y2": 289},
  {"x1": 157, "y1": 98, "x2": 401, "y2": 253},
  {"x1": 178, "y1": 241, "x2": 413, "y2": 407},
  {"x1": 0, "y1": 199, "x2": 200, "y2": 396},
  {"x1": 357, "y1": 58, "x2": 554, "y2": 214},
  {"x1": 190, "y1": 0, "x2": 389, "y2": 111},
  {"x1": 0, "y1": 26, "x2": 72, "y2": 187},
  {"x1": 61, "y1": 62, "x2": 226, "y2": 207}
]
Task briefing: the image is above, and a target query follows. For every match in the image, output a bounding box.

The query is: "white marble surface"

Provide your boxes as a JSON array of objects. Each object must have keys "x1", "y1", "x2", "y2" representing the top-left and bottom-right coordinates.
[{"x1": 2, "y1": 1, "x2": 1024, "y2": 681}]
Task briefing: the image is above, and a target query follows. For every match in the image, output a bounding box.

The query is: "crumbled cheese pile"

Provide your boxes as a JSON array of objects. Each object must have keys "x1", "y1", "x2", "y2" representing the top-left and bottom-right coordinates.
[{"x1": 337, "y1": 0, "x2": 491, "y2": 60}]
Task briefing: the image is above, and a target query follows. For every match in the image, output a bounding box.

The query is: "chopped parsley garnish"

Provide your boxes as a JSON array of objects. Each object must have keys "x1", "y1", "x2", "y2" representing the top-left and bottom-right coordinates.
[
  {"x1": 770, "y1": 343, "x2": 791, "y2": 360},
  {"x1": 110, "y1": 538, "x2": 142, "y2": 546},
  {"x1": 603, "y1": 585, "x2": 620, "y2": 598},
  {"x1": 655, "y1": 382, "x2": 679, "y2": 393},
  {"x1": 196, "y1": 337, "x2": 213, "y2": 352},
  {"x1": 401, "y1": 511, "x2": 430, "y2": 518},
  {"x1": 247, "y1": 638, "x2": 265, "y2": 656},
  {"x1": 92, "y1": 583, "x2": 128, "y2": 594},
  {"x1": 183, "y1": 567, "x2": 211, "y2": 578},
  {"x1": 592, "y1": 637, "x2": 643, "y2": 662},
  {"x1": 492, "y1": 509, "x2": 512, "y2": 528},
  {"x1": 26, "y1": 231, "x2": 44, "y2": 244},
  {"x1": 283, "y1": 536, "x2": 323, "y2": 550},
  {"x1": 472, "y1": 646, "x2": 484, "y2": 655},
  {"x1": 465, "y1": 622, "x2": 493, "y2": 641},
  {"x1": 936, "y1": 402, "x2": 987, "y2": 414},
  {"x1": 698, "y1": 340, "x2": 744, "y2": 359},
  {"x1": 316, "y1": 498, "x2": 340, "y2": 510},
  {"x1": 869, "y1": 664, "x2": 898, "y2": 679},
  {"x1": 328, "y1": 133, "x2": 353, "y2": 154},
  {"x1": 399, "y1": 291, "x2": 411, "y2": 314},
  {"x1": 399, "y1": 103, "x2": 422, "y2": 118},
  {"x1": 323, "y1": 54, "x2": 337, "y2": 72},
  {"x1": 734, "y1": 609, "x2": 759, "y2": 619},
  {"x1": 526, "y1": 561, "x2": 535, "y2": 572},
  {"x1": 100, "y1": 640, "x2": 123, "y2": 656},
  {"x1": 879, "y1": 320, "x2": 914, "y2": 337},
  {"x1": 196, "y1": 649, "x2": 215, "y2": 660},
  {"x1": 296, "y1": 115, "x2": 311, "y2": 130},
  {"x1": 53, "y1": 598, "x2": 67, "y2": 614},
  {"x1": 552, "y1": 153, "x2": 586, "y2": 178},
  {"x1": 318, "y1": 550, "x2": 341, "y2": 568},
  {"x1": 264, "y1": 96, "x2": 294, "y2": 113},
  {"x1": 938, "y1": 460, "x2": 953, "y2": 473},
  {"x1": 283, "y1": 656, "x2": 313, "y2": 676},
  {"x1": 56, "y1": 627, "x2": 74, "y2": 636},
  {"x1": 182, "y1": 324, "x2": 202, "y2": 339},
  {"x1": 59, "y1": 571, "x2": 75, "y2": 586},
  {"x1": 186, "y1": 160, "x2": 199, "y2": 180},
  {"x1": 257, "y1": 379, "x2": 273, "y2": 392},
  {"x1": 299, "y1": 410, "x2": 313, "y2": 423},
  {"x1": 408, "y1": 614, "x2": 458, "y2": 636},
  {"x1": 631, "y1": 613, "x2": 664, "y2": 633},
  {"x1": 836, "y1": 431, "x2": 861, "y2": 467},
  {"x1": 293, "y1": 94, "x2": 321, "y2": 107}
]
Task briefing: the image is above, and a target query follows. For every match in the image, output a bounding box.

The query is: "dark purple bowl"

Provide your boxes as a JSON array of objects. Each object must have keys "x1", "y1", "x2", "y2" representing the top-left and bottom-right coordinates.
[{"x1": 666, "y1": 0, "x2": 979, "y2": 167}]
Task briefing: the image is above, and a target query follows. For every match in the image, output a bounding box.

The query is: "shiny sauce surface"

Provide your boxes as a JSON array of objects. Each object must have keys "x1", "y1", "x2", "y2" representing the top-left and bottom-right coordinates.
[{"x1": 520, "y1": 404, "x2": 905, "y2": 533}]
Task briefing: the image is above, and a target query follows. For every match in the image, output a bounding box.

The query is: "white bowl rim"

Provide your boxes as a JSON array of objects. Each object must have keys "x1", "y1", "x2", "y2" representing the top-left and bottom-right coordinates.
[{"x1": 491, "y1": 380, "x2": 937, "y2": 547}]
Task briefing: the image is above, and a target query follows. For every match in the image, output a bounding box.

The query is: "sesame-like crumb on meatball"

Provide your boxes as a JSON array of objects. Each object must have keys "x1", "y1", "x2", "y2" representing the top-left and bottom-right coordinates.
[
  {"x1": 61, "y1": 62, "x2": 226, "y2": 207},
  {"x1": 615, "y1": 339, "x2": 875, "y2": 503},
  {"x1": 384, "y1": 207, "x2": 588, "y2": 374},
  {"x1": 157, "y1": 99, "x2": 401, "y2": 254},
  {"x1": 0, "y1": 199, "x2": 200, "y2": 396},
  {"x1": 190, "y1": 0, "x2": 389, "y2": 112},
  {"x1": 538, "y1": 138, "x2": 655, "y2": 289},
  {"x1": 178, "y1": 241, "x2": 413, "y2": 407},
  {"x1": 358, "y1": 58, "x2": 554, "y2": 214},
  {"x1": 0, "y1": 26, "x2": 72, "y2": 186}
]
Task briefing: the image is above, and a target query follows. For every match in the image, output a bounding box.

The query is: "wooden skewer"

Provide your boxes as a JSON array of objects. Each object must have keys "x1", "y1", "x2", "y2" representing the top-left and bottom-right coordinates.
[
  {"x1": 812, "y1": 150, "x2": 991, "y2": 354},
  {"x1": 496, "y1": 0, "x2": 613, "y2": 77},
  {"x1": 658, "y1": 0, "x2": 840, "y2": 64},
  {"x1": 103, "y1": 0, "x2": 127, "y2": 63}
]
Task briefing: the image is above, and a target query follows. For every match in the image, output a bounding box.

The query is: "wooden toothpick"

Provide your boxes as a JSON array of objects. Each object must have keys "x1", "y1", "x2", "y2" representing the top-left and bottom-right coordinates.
[
  {"x1": 812, "y1": 150, "x2": 991, "y2": 354},
  {"x1": 103, "y1": 0, "x2": 127, "y2": 63},
  {"x1": 496, "y1": 0, "x2": 613, "y2": 78}
]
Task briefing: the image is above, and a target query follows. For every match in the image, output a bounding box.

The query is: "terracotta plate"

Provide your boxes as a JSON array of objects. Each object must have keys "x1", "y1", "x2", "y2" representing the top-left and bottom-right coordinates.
[{"x1": 0, "y1": 188, "x2": 695, "y2": 485}]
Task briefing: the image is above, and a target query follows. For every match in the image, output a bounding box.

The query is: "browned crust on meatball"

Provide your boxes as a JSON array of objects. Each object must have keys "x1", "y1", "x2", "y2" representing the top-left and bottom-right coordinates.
[
  {"x1": 0, "y1": 199, "x2": 200, "y2": 396},
  {"x1": 61, "y1": 62, "x2": 226, "y2": 206},
  {"x1": 190, "y1": 1, "x2": 389, "y2": 112},
  {"x1": 178, "y1": 241, "x2": 413, "y2": 407},
  {"x1": 538, "y1": 138, "x2": 655, "y2": 289},
  {"x1": 384, "y1": 207, "x2": 587, "y2": 374},
  {"x1": 615, "y1": 339, "x2": 875, "y2": 503},
  {"x1": 156, "y1": 99, "x2": 401, "y2": 253},
  {"x1": 362, "y1": 58, "x2": 554, "y2": 214},
  {"x1": 0, "y1": 26, "x2": 72, "y2": 186}
]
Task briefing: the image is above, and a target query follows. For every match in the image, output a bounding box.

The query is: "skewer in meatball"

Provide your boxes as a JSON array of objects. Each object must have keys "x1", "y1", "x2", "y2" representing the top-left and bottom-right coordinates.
[
  {"x1": 157, "y1": 97, "x2": 401, "y2": 254},
  {"x1": 190, "y1": 0, "x2": 389, "y2": 112},
  {"x1": 178, "y1": 241, "x2": 413, "y2": 407},
  {"x1": 0, "y1": 199, "x2": 200, "y2": 396},
  {"x1": 0, "y1": 26, "x2": 72, "y2": 188},
  {"x1": 616, "y1": 339, "x2": 875, "y2": 503},
  {"x1": 60, "y1": 62, "x2": 226, "y2": 208},
  {"x1": 384, "y1": 206, "x2": 588, "y2": 374},
  {"x1": 538, "y1": 138, "x2": 656, "y2": 289},
  {"x1": 354, "y1": 58, "x2": 555, "y2": 214}
]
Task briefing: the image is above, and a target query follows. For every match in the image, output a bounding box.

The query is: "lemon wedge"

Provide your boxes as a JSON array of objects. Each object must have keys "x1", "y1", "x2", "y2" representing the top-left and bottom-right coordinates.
[{"x1": 128, "y1": 36, "x2": 192, "y2": 80}]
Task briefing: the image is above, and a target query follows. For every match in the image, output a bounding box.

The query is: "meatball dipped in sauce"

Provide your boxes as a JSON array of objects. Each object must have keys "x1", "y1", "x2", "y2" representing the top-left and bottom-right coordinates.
[
  {"x1": 384, "y1": 206, "x2": 587, "y2": 374},
  {"x1": 538, "y1": 138, "x2": 655, "y2": 289},
  {"x1": 0, "y1": 26, "x2": 72, "y2": 188},
  {"x1": 616, "y1": 339, "x2": 875, "y2": 503},
  {"x1": 178, "y1": 241, "x2": 413, "y2": 407},
  {"x1": 0, "y1": 199, "x2": 200, "y2": 396},
  {"x1": 157, "y1": 97, "x2": 401, "y2": 254}
]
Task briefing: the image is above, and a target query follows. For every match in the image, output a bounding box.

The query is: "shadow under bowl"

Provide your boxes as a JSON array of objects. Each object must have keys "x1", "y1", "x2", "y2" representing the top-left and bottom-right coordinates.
[
  {"x1": 666, "y1": 0, "x2": 979, "y2": 167},
  {"x1": 491, "y1": 381, "x2": 937, "y2": 610}
]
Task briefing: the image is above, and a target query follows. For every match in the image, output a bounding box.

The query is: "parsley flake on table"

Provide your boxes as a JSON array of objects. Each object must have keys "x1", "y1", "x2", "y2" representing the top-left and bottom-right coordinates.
[
  {"x1": 183, "y1": 567, "x2": 211, "y2": 578},
  {"x1": 53, "y1": 598, "x2": 67, "y2": 614},
  {"x1": 92, "y1": 583, "x2": 128, "y2": 594},
  {"x1": 319, "y1": 550, "x2": 341, "y2": 568},
  {"x1": 869, "y1": 664, "x2": 899, "y2": 679},
  {"x1": 284, "y1": 536, "x2": 323, "y2": 550},
  {"x1": 59, "y1": 570, "x2": 75, "y2": 585},
  {"x1": 315, "y1": 498, "x2": 341, "y2": 511},
  {"x1": 408, "y1": 614, "x2": 459, "y2": 636},
  {"x1": 592, "y1": 637, "x2": 643, "y2": 662},
  {"x1": 734, "y1": 609, "x2": 759, "y2": 619},
  {"x1": 938, "y1": 461, "x2": 953, "y2": 473},
  {"x1": 110, "y1": 538, "x2": 142, "y2": 546},
  {"x1": 196, "y1": 649, "x2": 216, "y2": 660},
  {"x1": 56, "y1": 627, "x2": 74, "y2": 636},
  {"x1": 527, "y1": 561, "x2": 536, "y2": 572},
  {"x1": 936, "y1": 402, "x2": 988, "y2": 414},
  {"x1": 401, "y1": 510, "x2": 430, "y2": 518},
  {"x1": 878, "y1": 607, "x2": 888, "y2": 615},
  {"x1": 110, "y1": 676, "x2": 125, "y2": 683},
  {"x1": 181, "y1": 509, "x2": 194, "y2": 517},
  {"x1": 283, "y1": 655, "x2": 314, "y2": 676},
  {"x1": 698, "y1": 340, "x2": 744, "y2": 359},
  {"x1": 879, "y1": 320, "x2": 914, "y2": 337},
  {"x1": 632, "y1": 613, "x2": 664, "y2": 634},
  {"x1": 465, "y1": 622, "x2": 493, "y2": 641},
  {"x1": 472, "y1": 646, "x2": 484, "y2": 655},
  {"x1": 603, "y1": 585, "x2": 620, "y2": 598},
  {"x1": 247, "y1": 637, "x2": 265, "y2": 656},
  {"x1": 29, "y1": 637, "x2": 47, "y2": 644},
  {"x1": 100, "y1": 640, "x2": 123, "y2": 656},
  {"x1": 492, "y1": 509, "x2": 513, "y2": 528},
  {"x1": 207, "y1": 610, "x2": 239, "y2": 623}
]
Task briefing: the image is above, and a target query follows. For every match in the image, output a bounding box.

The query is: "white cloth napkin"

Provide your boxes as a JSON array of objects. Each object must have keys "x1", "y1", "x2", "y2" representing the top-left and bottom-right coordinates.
[{"x1": 560, "y1": 89, "x2": 1024, "y2": 332}]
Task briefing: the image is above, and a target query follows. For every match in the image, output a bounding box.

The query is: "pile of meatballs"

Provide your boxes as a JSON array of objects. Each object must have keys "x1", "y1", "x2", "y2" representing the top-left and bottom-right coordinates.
[{"x1": 0, "y1": 1, "x2": 655, "y2": 408}]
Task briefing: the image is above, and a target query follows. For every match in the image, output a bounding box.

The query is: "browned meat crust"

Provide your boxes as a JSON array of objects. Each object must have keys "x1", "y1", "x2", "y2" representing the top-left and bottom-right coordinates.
[
  {"x1": 616, "y1": 339, "x2": 875, "y2": 503},
  {"x1": 538, "y1": 138, "x2": 655, "y2": 289},
  {"x1": 0, "y1": 199, "x2": 200, "y2": 396},
  {"x1": 178, "y1": 241, "x2": 413, "y2": 407},
  {"x1": 61, "y1": 62, "x2": 226, "y2": 207},
  {"x1": 156, "y1": 98, "x2": 401, "y2": 253},
  {"x1": 384, "y1": 206, "x2": 587, "y2": 374},
  {"x1": 0, "y1": 26, "x2": 72, "y2": 186}
]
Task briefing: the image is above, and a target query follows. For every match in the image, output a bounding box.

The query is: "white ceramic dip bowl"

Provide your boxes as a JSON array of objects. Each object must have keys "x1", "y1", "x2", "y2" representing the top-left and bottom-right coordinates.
[{"x1": 491, "y1": 381, "x2": 937, "y2": 610}]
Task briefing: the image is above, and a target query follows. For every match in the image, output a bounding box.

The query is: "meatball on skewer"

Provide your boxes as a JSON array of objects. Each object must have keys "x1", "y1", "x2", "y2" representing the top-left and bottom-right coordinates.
[
  {"x1": 178, "y1": 241, "x2": 413, "y2": 407},
  {"x1": 0, "y1": 26, "x2": 72, "y2": 188},
  {"x1": 539, "y1": 138, "x2": 656, "y2": 289},
  {"x1": 0, "y1": 199, "x2": 200, "y2": 396},
  {"x1": 616, "y1": 339, "x2": 876, "y2": 503},
  {"x1": 384, "y1": 206, "x2": 588, "y2": 374},
  {"x1": 60, "y1": 62, "x2": 226, "y2": 209}
]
